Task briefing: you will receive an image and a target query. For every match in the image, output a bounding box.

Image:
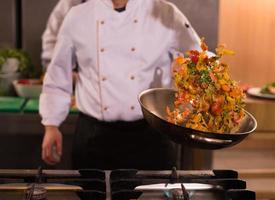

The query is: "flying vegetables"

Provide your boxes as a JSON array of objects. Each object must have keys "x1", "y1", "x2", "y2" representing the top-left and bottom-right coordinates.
[{"x1": 167, "y1": 39, "x2": 245, "y2": 133}]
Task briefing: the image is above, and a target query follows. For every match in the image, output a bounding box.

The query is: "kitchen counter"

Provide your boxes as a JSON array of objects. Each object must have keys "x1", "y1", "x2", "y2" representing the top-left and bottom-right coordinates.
[
  {"x1": 0, "y1": 97, "x2": 78, "y2": 169},
  {"x1": 245, "y1": 97, "x2": 275, "y2": 131},
  {"x1": 0, "y1": 112, "x2": 77, "y2": 169},
  {"x1": 0, "y1": 112, "x2": 77, "y2": 135},
  {"x1": 2, "y1": 96, "x2": 272, "y2": 134},
  {"x1": 0, "y1": 97, "x2": 78, "y2": 136}
]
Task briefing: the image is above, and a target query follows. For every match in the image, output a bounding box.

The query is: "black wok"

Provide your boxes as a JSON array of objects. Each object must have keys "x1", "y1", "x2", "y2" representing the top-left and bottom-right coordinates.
[{"x1": 138, "y1": 88, "x2": 257, "y2": 150}]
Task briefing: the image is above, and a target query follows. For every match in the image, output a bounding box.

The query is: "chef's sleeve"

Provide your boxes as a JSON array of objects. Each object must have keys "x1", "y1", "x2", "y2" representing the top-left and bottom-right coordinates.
[
  {"x1": 169, "y1": 5, "x2": 201, "y2": 56},
  {"x1": 39, "y1": 10, "x2": 76, "y2": 127}
]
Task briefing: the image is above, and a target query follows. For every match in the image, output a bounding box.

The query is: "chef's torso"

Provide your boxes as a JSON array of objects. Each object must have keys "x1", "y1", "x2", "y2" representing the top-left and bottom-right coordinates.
[{"x1": 40, "y1": 0, "x2": 200, "y2": 125}]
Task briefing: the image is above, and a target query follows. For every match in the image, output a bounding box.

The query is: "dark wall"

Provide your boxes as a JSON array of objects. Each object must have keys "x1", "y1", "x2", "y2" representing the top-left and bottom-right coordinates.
[
  {"x1": 0, "y1": 0, "x2": 17, "y2": 48},
  {"x1": 0, "y1": 0, "x2": 218, "y2": 169},
  {"x1": 22, "y1": 0, "x2": 59, "y2": 68}
]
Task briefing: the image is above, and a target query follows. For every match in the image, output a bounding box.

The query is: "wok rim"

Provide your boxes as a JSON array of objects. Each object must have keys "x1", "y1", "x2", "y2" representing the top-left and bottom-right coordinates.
[{"x1": 138, "y1": 88, "x2": 257, "y2": 137}]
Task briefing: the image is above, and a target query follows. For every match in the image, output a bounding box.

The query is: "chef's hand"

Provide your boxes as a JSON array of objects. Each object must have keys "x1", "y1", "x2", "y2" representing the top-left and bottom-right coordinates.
[{"x1": 42, "y1": 126, "x2": 62, "y2": 165}]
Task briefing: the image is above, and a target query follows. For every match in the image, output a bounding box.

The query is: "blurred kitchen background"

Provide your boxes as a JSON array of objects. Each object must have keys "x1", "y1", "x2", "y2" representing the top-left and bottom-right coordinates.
[
  {"x1": 0, "y1": 0, "x2": 220, "y2": 169},
  {"x1": 0, "y1": 0, "x2": 275, "y2": 199}
]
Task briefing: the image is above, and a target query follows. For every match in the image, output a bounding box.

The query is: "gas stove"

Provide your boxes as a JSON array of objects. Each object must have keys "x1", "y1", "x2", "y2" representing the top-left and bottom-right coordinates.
[{"x1": 0, "y1": 168, "x2": 255, "y2": 200}]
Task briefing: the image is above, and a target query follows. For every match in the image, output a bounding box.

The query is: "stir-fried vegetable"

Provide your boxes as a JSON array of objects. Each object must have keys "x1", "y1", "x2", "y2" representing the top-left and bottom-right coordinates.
[{"x1": 167, "y1": 39, "x2": 246, "y2": 133}]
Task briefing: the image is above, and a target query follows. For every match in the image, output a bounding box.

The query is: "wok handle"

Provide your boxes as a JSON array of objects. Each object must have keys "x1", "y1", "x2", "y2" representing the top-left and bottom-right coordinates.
[{"x1": 190, "y1": 134, "x2": 232, "y2": 145}]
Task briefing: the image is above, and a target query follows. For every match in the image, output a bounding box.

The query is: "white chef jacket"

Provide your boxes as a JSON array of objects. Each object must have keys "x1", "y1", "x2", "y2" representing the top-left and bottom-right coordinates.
[
  {"x1": 39, "y1": 0, "x2": 201, "y2": 126},
  {"x1": 41, "y1": 0, "x2": 88, "y2": 65}
]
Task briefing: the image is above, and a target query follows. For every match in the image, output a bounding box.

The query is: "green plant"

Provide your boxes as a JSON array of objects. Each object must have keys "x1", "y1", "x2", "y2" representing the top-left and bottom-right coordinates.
[{"x1": 0, "y1": 48, "x2": 34, "y2": 77}]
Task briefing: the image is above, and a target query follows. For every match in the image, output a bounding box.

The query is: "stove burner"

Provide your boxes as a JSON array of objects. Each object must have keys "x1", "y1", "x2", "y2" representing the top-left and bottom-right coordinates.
[
  {"x1": 25, "y1": 185, "x2": 47, "y2": 200},
  {"x1": 169, "y1": 184, "x2": 189, "y2": 200},
  {"x1": 24, "y1": 166, "x2": 46, "y2": 200},
  {"x1": 171, "y1": 189, "x2": 185, "y2": 200},
  {"x1": 0, "y1": 168, "x2": 256, "y2": 200}
]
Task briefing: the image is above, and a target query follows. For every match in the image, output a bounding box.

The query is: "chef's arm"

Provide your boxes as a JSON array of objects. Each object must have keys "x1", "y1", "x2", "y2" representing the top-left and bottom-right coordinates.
[
  {"x1": 39, "y1": 35, "x2": 74, "y2": 164},
  {"x1": 39, "y1": 10, "x2": 75, "y2": 165},
  {"x1": 40, "y1": 7, "x2": 75, "y2": 126},
  {"x1": 169, "y1": 5, "x2": 216, "y2": 76},
  {"x1": 168, "y1": 6, "x2": 199, "y2": 78},
  {"x1": 39, "y1": 35, "x2": 74, "y2": 127},
  {"x1": 170, "y1": 5, "x2": 201, "y2": 53}
]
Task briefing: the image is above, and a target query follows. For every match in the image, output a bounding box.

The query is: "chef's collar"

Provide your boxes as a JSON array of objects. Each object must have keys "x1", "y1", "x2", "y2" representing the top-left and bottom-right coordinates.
[
  {"x1": 115, "y1": 6, "x2": 126, "y2": 12},
  {"x1": 101, "y1": 0, "x2": 135, "y2": 11}
]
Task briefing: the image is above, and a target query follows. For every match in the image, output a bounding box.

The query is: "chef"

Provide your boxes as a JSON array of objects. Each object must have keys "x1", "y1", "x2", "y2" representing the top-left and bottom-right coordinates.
[{"x1": 39, "y1": 0, "x2": 201, "y2": 170}]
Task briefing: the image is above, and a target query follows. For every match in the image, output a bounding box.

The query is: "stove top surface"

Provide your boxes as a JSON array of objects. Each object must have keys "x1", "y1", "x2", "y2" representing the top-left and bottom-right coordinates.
[{"x1": 0, "y1": 169, "x2": 256, "y2": 200}]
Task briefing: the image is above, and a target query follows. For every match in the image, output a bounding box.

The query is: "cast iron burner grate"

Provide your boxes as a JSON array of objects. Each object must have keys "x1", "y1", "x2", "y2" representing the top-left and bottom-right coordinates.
[
  {"x1": 109, "y1": 168, "x2": 255, "y2": 200},
  {"x1": 0, "y1": 168, "x2": 255, "y2": 200}
]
